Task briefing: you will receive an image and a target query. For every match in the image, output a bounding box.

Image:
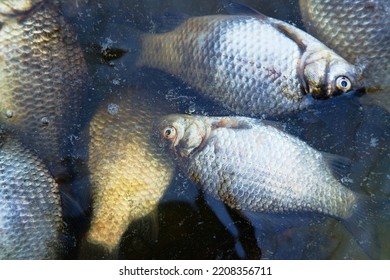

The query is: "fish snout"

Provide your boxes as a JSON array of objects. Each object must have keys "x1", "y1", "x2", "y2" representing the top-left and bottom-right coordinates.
[
  {"x1": 312, "y1": 75, "x2": 366, "y2": 100},
  {"x1": 353, "y1": 76, "x2": 367, "y2": 96}
]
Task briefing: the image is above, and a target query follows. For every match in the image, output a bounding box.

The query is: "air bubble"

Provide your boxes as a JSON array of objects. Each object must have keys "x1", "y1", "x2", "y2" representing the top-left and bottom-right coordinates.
[
  {"x1": 40, "y1": 117, "x2": 49, "y2": 126},
  {"x1": 186, "y1": 103, "x2": 196, "y2": 114},
  {"x1": 5, "y1": 110, "x2": 14, "y2": 119},
  {"x1": 107, "y1": 103, "x2": 119, "y2": 115}
]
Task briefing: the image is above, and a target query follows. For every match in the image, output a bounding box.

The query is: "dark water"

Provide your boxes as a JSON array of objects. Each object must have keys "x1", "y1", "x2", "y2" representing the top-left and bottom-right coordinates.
[{"x1": 44, "y1": 0, "x2": 390, "y2": 259}]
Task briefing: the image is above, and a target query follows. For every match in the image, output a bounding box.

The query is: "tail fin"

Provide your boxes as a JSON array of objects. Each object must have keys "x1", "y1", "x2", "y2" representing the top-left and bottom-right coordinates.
[{"x1": 342, "y1": 194, "x2": 389, "y2": 259}]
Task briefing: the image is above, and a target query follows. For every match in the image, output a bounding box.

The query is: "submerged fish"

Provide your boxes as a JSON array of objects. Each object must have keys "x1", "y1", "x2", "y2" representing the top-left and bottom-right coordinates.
[
  {"x1": 85, "y1": 88, "x2": 175, "y2": 253},
  {"x1": 137, "y1": 6, "x2": 364, "y2": 116},
  {"x1": 300, "y1": 0, "x2": 390, "y2": 91},
  {"x1": 0, "y1": 0, "x2": 87, "y2": 178},
  {"x1": 158, "y1": 114, "x2": 388, "y2": 258},
  {"x1": 0, "y1": 127, "x2": 63, "y2": 260}
]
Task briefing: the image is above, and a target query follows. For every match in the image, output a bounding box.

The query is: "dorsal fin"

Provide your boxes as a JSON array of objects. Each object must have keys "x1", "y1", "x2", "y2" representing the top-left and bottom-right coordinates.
[{"x1": 223, "y1": 2, "x2": 268, "y2": 20}]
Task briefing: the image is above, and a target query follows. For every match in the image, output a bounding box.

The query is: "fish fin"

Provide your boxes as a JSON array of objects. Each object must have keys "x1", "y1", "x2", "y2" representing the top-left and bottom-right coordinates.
[
  {"x1": 60, "y1": 190, "x2": 87, "y2": 219},
  {"x1": 243, "y1": 210, "x2": 327, "y2": 232},
  {"x1": 239, "y1": 211, "x2": 279, "y2": 259},
  {"x1": 223, "y1": 2, "x2": 307, "y2": 53},
  {"x1": 204, "y1": 195, "x2": 251, "y2": 259},
  {"x1": 148, "y1": 208, "x2": 160, "y2": 242},
  {"x1": 59, "y1": 190, "x2": 90, "y2": 258},
  {"x1": 261, "y1": 119, "x2": 289, "y2": 131},
  {"x1": 271, "y1": 21, "x2": 307, "y2": 53},
  {"x1": 342, "y1": 194, "x2": 390, "y2": 259},
  {"x1": 211, "y1": 117, "x2": 258, "y2": 130},
  {"x1": 322, "y1": 152, "x2": 354, "y2": 182},
  {"x1": 242, "y1": 210, "x2": 330, "y2": 259},
  {"x1": 223, "y1": 2, "x2": 268, "y2": 20}
]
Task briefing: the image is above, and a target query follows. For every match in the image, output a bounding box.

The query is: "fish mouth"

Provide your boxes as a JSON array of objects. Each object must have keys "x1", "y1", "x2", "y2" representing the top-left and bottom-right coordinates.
[
  {"x1": 311, "y1": 81, "x2": 366, "y2": 100},
  {"x1": 352, "y1": 86, "x2": 366, "y2": 97},
  {"x1": 309, "y1": 84, "x2": 332, "y2": 100},
  {"x1": 354, "y1": 76, "x2": 367, "y2": 96},
  {"x1": 172, "y1": 125, "x2": 208, "y2": 158}
]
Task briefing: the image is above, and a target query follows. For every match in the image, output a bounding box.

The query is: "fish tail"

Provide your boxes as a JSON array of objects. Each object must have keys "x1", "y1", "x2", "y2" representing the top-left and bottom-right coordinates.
[
  {"x1": 137, "y1": 32, "x2": 180, "y2": 74},
  {"x1": 342, "y1": 194, "x2": 389, "y2": 259},
  {"x1": 136, "y1": 12, "x2": 191, "y2": 70},
  {"x1": 136, "y1": 33, "x2": 158, "y2": 67}
]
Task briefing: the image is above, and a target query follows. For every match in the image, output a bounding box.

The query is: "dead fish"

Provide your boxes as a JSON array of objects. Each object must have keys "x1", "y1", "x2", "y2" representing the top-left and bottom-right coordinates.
[
  {"x1": 137, "y1": 4, "x2": 364, "y2": 116},
  {"x1": 85, "y1": 88, "x2": 175, "y2": 253},
  {"x1": 158, "y1": 114, "x2": 389, "y2": 258},
  {"x1": 300, "y1": 0, "x2": 390, "y2": 91},
  {"x1": 0, "y1": 0, "x2": 88, "y2": 178},
  {"x1": 0, "y1": 127, "x2": 63, "y2": 260}
]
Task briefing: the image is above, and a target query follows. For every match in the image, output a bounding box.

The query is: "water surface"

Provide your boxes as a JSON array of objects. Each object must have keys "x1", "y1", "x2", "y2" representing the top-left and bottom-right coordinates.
[{"x1": 55, "y1": 0, "x2": 390, "y2": 259}]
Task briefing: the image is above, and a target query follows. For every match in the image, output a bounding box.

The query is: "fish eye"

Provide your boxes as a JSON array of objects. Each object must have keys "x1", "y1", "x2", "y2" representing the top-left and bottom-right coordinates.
[
  {"x1": 162, "y1": 126, "x2": 176, "y2": 140},
  {"x1": 336, "y1": 76, "x2": 352, "y2": 92}
]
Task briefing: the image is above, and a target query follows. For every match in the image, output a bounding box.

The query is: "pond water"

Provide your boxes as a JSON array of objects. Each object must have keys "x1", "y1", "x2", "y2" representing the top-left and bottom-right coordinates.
[{"x1": 1, "y1": 0, "x2": 389, "y2": 260}]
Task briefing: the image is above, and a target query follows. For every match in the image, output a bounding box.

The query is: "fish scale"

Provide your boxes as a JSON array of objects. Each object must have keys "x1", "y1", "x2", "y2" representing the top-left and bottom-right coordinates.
[
  {"x1": 85, "y1": 88, "x2": 176, "y2": 253},
  {"x1": 0, "y1": 130, "x2": 63, "y2": 260},
  {"x1": 139, "y1": 16, "x2": 302, "y2": 116},
  {"x1": 159, "y1": 115, "x2": 357, "y2": 220},
  {"x1": 0, "y1": 0, "x2": 87, "y2": 178},
  {"x1": 300, "y1": 0, "x2": 390, "y2": 90},
  {"x1": 138, "y1": 12, "x2": 363, "y2": 116}
]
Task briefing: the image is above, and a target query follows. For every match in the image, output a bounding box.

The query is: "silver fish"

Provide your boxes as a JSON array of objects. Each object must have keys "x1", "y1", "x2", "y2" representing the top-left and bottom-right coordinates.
[
  {"x1": 300, "y1": 0, "x2": 390, "y2": 91},
  {"x1": 0, "y1": 0, "x2": 87, "y2": 178},
  {"x1": 0, "y1": 127, "x2": 63, "y2": 259},
  {"x1": 158, "y1": 114, "x2": 388, "y2": 258},
  {"x1": 137, "y1": 7, "x2": 364, "y2": 116}
]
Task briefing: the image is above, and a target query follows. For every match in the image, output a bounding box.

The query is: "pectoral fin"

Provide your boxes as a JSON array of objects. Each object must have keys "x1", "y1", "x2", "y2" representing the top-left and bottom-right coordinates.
[
  {"x1": 271, "y1": 21, "x2": 307, "y2": 54},
  {"x1": 211, "y1": 117, "x2": 258, "y2": 130}
]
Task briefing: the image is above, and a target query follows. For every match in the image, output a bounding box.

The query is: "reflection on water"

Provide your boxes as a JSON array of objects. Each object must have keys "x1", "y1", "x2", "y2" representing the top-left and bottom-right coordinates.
[{"x1": 3, "y1": 0, "x2": 390, "y2": 259}]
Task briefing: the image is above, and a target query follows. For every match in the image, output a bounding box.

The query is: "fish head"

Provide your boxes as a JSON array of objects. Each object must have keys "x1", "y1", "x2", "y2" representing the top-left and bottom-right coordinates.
[
  {"x1": 158, "y1": 114, "x2": 209, "y2": 159},
  {"x1": 303, "y1": 50, "x2": 365, "y2": 99},
  {"x1": 0, "y1": 0, "x2": 42, "y2": 20}
]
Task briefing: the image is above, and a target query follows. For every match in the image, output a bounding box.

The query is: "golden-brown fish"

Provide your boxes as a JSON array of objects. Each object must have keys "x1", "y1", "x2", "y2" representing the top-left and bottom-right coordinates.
[
  {"x1": 137, "y1": 7, "x2": 364, "y2": 116},
  {"x1": 85, "y1": 88, "x2": 175, "y2": 253},
  {"x1": 0, "y1": 127, "x2": 63, "y2": 259},
  {"x1": 0, "y1": 0, "x2": 87, "y2": 178},
  {"x1": 300, "y1": 0, "x2": 390, "y2": 91}
]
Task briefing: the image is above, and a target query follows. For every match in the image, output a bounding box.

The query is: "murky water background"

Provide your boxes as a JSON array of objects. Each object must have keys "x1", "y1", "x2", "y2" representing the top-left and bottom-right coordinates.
[{"x1": 46, "y1": 0, "x2": 390, "y2": 259}]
